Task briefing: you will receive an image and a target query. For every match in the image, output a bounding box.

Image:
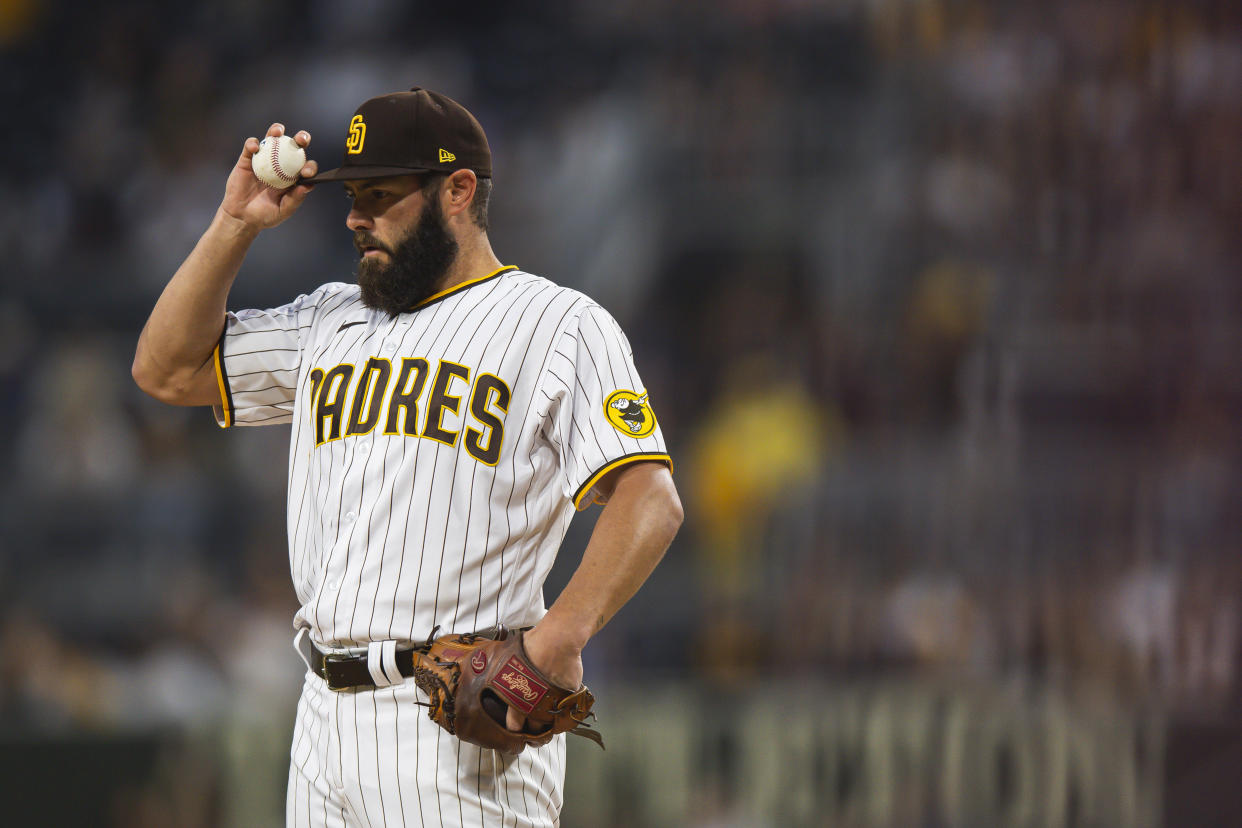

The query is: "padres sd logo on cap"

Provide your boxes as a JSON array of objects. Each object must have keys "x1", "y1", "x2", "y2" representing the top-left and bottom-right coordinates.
[
  {"x1": 604, "y1": 390, "x2": 656, "y2": 438},
  {"x1": 311, "y1": 88, "x2": 494, "y2": 182},
  {"x1": 346, "y1": 115, "x2": 366, "y2": 154}
]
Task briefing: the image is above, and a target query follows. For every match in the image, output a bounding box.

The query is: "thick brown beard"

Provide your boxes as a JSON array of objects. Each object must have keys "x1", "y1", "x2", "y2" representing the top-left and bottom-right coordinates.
[{"x1": 356, "y1": 198, "x2": 459, "y2": 316}]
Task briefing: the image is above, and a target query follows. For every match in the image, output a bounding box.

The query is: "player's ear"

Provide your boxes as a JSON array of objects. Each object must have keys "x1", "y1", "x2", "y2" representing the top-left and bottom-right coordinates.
[{"x1": 443, "y1": 169, "x2": 477, "y2": 218}]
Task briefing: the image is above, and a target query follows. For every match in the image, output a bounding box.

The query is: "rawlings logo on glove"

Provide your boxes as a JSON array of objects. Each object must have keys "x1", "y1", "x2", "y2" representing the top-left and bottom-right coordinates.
[
  {"x1": 495, "y1": 658, "x2": 547, "y2": 711},
  {"x1": 410, "y1": 626, "x2": 604, "y2": 755}
]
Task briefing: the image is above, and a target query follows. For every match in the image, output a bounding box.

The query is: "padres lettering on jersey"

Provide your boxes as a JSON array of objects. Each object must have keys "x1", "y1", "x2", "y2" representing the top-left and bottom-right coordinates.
[
  {"x1": 305, "y1": 356, "x2": 509, "y2": 464},
  {"x1": 210, "y1": 266, "x2": 671, "y2": 651}
]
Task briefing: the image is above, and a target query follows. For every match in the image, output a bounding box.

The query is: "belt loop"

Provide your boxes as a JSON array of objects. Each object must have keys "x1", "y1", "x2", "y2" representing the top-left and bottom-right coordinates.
[
  {"x1": 293, "y1": 628, "x2": 313, "y2": 672},
  {"x1": 380, "y1": 640, "x2": 401, "y2": 686},
  {"x1": 367, "y1": 642, "x2": 396, "y2": 688}
]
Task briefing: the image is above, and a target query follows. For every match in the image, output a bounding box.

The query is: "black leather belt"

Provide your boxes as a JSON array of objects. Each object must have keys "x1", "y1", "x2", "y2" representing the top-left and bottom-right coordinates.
[
  {"x1": 310, "y1": 626, "x2": 514, "y2": 691},
  {"x1": 311, "y1": 643, "x2": 417, "y2": 691}
]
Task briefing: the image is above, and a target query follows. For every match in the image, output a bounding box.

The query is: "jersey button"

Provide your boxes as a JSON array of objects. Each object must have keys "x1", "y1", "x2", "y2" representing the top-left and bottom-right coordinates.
[
  {"x1": 358, "y1": 443, "x2": 370, "y2": 456},
  {"x1": 326, "y1": 579, "x2": 340, "y2": 590},
  {"x1": 345, "y1": 512, "x2": 356, "y2": 522}
]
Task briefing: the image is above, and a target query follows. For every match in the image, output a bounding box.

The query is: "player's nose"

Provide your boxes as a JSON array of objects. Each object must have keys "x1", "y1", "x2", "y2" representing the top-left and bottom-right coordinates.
[{"x1": 345, "y1": 206, "x2": 373, "y2": 232}]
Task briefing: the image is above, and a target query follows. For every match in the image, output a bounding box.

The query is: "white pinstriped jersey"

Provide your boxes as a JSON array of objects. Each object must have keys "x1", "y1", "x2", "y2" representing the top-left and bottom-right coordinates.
[{"x1": 212, "y1": 265, "x2": 670, "y2": 650}]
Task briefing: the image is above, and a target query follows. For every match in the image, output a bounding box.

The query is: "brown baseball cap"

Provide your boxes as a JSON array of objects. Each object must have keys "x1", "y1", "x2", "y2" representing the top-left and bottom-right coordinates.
[{"x1": 309, "y1": 87, "x2": 492, "y2": 182}]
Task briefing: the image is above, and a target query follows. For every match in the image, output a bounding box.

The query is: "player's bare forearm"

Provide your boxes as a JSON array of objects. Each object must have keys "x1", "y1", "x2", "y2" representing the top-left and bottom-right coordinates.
[
  {"x1": 132, "y1": 210, "x2": 258, "y2": 405},
  {"x1": 526, "y1": 462, "x2": 683, "y2": 685}
]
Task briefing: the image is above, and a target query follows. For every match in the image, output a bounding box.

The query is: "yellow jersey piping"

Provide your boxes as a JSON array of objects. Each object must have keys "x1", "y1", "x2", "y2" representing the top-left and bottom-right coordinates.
[
  {"x1": 412, "y1": 265, "x2": 518, "y2": 311},
  {"x1": 572, "y1": 452, "x2": 673, "y2": 510},
  {"x1": 213, "y1": 336, "x2": 234, "y2": 429}
]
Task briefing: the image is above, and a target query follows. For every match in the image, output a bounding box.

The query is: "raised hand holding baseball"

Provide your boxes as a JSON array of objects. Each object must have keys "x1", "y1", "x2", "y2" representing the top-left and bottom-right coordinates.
[
  {"x1": 220, "y1": 123, "x2": 317, "y2": 231},
  {"x1": 253, "y1": 134, "x2": 307, "y2": 189}
]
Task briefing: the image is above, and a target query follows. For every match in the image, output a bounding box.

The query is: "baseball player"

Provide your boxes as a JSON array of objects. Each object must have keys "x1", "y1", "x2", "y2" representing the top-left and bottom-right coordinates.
[{"x1": 132, "y1": 88, "x2": 682, "y2": 827}]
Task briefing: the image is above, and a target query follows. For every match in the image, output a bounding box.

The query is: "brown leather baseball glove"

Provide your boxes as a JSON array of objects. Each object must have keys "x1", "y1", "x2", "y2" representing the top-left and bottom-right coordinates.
[{"x1": 410, "y1": 626, "x2": 604, "y2": 754}]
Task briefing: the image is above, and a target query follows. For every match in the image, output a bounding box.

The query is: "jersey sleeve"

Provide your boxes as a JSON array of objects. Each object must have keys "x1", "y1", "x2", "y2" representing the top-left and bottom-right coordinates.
[
  {"x1": 541, "y1": 303, "x2": 672, "y2": 510},
  {"x1": 212, "y1": 284, "x2": 342, "y2": 428}
]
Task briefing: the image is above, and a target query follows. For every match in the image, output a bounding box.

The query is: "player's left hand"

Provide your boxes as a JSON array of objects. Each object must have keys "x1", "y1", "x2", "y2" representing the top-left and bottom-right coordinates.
[
  {"x1": 410, "y1": 627, "x2": 602, "y2": 753},
  {"x1": 506, "y1": 624, "x2": 584, "y2": 739}
]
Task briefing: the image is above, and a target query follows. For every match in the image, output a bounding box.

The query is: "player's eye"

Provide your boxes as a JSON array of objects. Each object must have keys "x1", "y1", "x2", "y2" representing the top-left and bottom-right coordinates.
[{"x1": 344, "y1": 188, "x2": 389, "y2": 206}]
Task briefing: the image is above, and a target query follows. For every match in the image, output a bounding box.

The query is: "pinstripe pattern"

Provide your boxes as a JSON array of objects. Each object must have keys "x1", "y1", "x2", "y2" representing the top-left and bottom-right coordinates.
[
  {"x1": 218, "y1": 269, "x2": 667, "y2": 826},
  {"x1": 288, "y1": 673, "x2": 566, "y2": 827}
]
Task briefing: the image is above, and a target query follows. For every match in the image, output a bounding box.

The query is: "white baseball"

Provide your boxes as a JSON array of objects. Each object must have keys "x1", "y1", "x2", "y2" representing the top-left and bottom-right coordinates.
[{"x1": 252, "y1": 134, "x2": 307, "y2": 189}]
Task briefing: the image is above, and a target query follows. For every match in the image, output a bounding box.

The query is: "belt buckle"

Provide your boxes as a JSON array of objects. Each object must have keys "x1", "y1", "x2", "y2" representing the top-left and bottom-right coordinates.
[{"x1": 323, "y1": 653, "x2": 355, "y2": 692}]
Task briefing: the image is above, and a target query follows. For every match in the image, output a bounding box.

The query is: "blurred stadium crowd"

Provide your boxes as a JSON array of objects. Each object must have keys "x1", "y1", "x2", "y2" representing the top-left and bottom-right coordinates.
[{"x1": 1, "y1": 0, "x2": 1240, "y2": 824}]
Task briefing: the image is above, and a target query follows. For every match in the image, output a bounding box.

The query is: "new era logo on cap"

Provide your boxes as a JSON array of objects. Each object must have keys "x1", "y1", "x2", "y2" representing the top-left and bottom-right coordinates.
[{"x1": 310, "y1": 88, "x2": 492, "y2": 183}]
